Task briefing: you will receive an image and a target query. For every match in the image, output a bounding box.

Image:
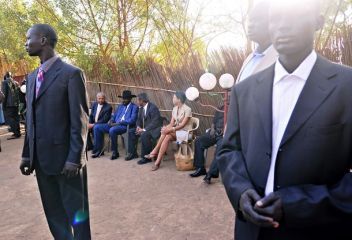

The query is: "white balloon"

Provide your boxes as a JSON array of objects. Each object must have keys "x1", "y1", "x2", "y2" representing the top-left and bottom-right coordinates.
[
  {"x1": 185, "y1": 87, "x2": 200, "y2": 101},
  {"x1": 20, "y1": 85, "x2": 26, "y2": 93},
  {"x1": 219, "y1": 73, "x2": 235, "y2": 89},
  {"x1": 199, "y1": 73, "x2": 217, "y2": 91}
]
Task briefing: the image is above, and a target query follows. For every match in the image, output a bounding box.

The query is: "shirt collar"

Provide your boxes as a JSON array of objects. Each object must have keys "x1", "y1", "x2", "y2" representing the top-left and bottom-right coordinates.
[
  {"x1": 144, "y1": 102, "x2": 149, "y2": 110},
  {"x1": 40, "y1": 55, "x2": 59, "y2": 73},
  {"x1": 254, "y1": 45, "x2": 272, "y2": 57},
  {"x1": 274, "y1": 50, "x2": 317, "y2": 85},
  {"x1": 125, "y1": 103, "x2": 131, "y2": 109}
]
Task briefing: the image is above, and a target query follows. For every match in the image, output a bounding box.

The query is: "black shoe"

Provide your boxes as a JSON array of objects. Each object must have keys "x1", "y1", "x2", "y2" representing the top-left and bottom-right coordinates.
[
  {"x1": 125, "y1": 153, "x2": 139, "y2": 161},
  {"x1": 91, "y1": 151, "x2": 104, "y2": 158},
  {"x1": 110, "y1": 152, "x2": 120, "y2": 160},
  {"x1": 190, "y1": 168, "x2": 207, "y2": 178},
  {"x1": 203, "y1": 174, "x2": 212, "y2": 184},
  {"x1": 137, "y1": 158, "x2": 152, "y2": 165}
]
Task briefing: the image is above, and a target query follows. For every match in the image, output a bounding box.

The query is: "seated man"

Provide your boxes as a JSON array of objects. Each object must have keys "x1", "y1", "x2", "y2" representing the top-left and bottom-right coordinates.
[
  {"x1": 88, "y1": 92, "x2": 112, "y2": 152},
  {"x1": 190, "y1": 105, "x2": 224, "y2": 184},
  {"x1": 127, "y1": 93, "x2": 163, "y2": 163},
  {"x1": 92, "y1": 90, "x2": 138, "y2": 160}
]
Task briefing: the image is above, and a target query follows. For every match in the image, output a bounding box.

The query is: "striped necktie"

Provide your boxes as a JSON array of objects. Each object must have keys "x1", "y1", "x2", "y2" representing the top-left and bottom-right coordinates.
[{"x1": 36, "y1": 68, "x2": 44, "y2": 98}]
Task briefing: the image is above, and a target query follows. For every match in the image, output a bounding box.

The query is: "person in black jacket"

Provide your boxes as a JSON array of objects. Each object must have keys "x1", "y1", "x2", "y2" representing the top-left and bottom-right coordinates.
[
  {"x1": 88, "y1": 92, "x2": 112, "y2": 152},
  {"x1": 127, "y1": 93, "x2": 163, "y2": 164},
  {"x1": 190, "y1": 106, "x2": 224, "y2": 184},
  {"x1": 218, "y1": 1, "x2": 352, "y2": 239},
  {"x1": 20, "y1": 24, "x2": 91, "y2": 239},
  {"x1": 1, "y1": 72, "x2": 21, "y2": 139}
]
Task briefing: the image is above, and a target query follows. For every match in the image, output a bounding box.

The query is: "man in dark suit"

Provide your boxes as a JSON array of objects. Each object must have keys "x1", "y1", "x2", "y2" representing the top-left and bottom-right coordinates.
[
  {"x1": 93, "y1": 90, "x2": 138, "y2": 160},
  {"x1": 88, "y1": 92, "x2": 112, "y2": 152},
  {"x1": 190, "y1": 106, "x2": 224, "y2": 184},
  {"x1": 2, "y1": 71, "x2": 21, "y2": 139},
  {"x1": 20, "y1": 24, "x2": 91, "y2": 240},
  {"x1": 127, "y1": 93, "x2": 162, "y2": 164},
  {"x1": 218, "y1": 1, "x2": 352, "y2": 239}
]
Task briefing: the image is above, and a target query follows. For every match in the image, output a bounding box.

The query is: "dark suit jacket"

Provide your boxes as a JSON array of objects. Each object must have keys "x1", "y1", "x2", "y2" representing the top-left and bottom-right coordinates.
[
  {"x1": 89, "y1": 102, "x2": 112, "y2": 124},
  {"x1": 1, "y1": 78, "x2": 19, "y2": 108},
  {"x1": 137, "y1": 102, "x2": 162, "y2": 136},
  {"x1": 218, "y1": 55, "x2": 352, "y2": 240},
  {"x1": 22, "y1": 58, "x2": 89, "y2": 175}
]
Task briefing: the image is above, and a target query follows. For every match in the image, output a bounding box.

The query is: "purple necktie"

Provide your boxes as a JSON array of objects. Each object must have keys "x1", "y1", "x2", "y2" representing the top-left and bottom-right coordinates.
[{"x1": 36, "y1": 68, "x2": 44, "y2": 98}]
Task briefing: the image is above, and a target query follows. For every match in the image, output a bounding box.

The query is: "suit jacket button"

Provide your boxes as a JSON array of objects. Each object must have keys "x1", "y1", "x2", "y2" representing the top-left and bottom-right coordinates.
[
  {"x1": 279, "y1": 148, "x2": 283, "y2": 152},
  {"x1": 276, "y1": 185, "x2": 281, "y2": 189}
]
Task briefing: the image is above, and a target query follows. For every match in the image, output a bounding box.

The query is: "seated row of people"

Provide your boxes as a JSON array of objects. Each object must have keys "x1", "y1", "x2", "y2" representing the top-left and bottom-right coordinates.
[{"x1": 87, "y1": 90, "x2": 224, "y2": 183}]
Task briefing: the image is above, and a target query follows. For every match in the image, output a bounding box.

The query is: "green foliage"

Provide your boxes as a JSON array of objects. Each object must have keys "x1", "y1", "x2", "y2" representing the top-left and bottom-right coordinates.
[
  {"x1": 0, "y1": 0, "x2": 206, "y2": 76},
  {"x1": 0, "y1": 0, "x2": 350, "y2": 77}
]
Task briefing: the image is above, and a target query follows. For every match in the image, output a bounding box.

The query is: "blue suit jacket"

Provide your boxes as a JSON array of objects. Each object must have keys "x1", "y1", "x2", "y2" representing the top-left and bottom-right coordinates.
[{"x1": 112, "y1": 103, "x2": 138, "y2": 126}]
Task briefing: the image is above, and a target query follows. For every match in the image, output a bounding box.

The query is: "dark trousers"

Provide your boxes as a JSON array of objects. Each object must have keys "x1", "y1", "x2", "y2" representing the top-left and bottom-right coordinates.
[
  {"x1": 129, "y1": 129, "x2": 160, "y2": 157},
  {"x1": 194, "y1": 133, "x2": 223, "y2": 177},
  {"x1": 35, "y1": 164, "x2": 91, "y2": 240},
  {"x1": 87, "y1": 129, "x2": 94, "y2": 151},
  {"x1": 4, "y1": 106, "x2": 20, "y2": 135}
]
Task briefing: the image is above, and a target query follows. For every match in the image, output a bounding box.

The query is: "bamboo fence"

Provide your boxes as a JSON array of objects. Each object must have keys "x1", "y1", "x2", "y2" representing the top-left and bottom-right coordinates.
[{"x1": 86, "y1": 27, "x2": 352, "y2": 133}]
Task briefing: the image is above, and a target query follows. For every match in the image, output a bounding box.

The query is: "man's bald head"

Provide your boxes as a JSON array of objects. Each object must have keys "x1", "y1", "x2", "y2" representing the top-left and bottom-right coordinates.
[
  {"x1": 30, "y1": 24, "x2": 58, "y2": 49},
  {"x1": 247, "y1": 0, "x2": 271, "y2": 46},
  {"x1": 268, "y1": 0, "x2": 324, "y2": 56}
]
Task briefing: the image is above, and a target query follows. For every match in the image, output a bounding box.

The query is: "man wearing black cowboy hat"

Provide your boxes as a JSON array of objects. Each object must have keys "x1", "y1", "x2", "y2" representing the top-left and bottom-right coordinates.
[{"x1": 92, "y1": 90, "x2": 138, "y2": 160}]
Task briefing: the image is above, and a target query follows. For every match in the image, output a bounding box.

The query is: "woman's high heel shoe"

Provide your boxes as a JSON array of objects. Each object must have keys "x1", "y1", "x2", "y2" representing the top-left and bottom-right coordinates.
[
  {"x1": 151, "y1": 163, "x2": 160, "y2": 171},
  {"x1": 145, "y1": 153, "x2": 157, "y2": 160}
]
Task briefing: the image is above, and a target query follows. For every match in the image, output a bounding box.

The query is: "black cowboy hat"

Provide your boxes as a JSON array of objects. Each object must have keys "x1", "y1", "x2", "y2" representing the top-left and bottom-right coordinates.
[{"x1": 118, "y1": 90, "x2": 136, "y2": 99}]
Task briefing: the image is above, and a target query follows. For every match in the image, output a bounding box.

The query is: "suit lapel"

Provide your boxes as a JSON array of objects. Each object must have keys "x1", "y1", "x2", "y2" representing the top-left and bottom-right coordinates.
[
  {"x1": 237, "y1": 53, "x2": 254, "y2": 82},
  {"x1": 145, "y1": 103, "x2": 151, "y2": 119},
  {"x1": 28, "y1": 69, "x2": 38, "y2": 107},
  {"x1": 97, "y1": 103, "x2": 106, "y2": 120},
  {"x1": 280, "y1": 56, "x2": 338, "y2": 147},
  {"x1": 253, "y1": 66, "x2": 275, "y2": 147},
  {"x1": 35, "y1": 59, "x2": 62, "y2": 102}
]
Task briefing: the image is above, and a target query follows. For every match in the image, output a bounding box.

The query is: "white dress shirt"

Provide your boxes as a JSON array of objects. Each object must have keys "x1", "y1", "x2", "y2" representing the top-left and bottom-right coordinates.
[
  {"x1": 265, "y1": 51, "x2": 317, "y2": 196},
  {"x1": 142, "y1": 103, "x2": 148, "y2": 130},
  {"x1": 143, "y1": 103, "x2": 148, "y2": 116},
  {"x1": 121, "y1": 103, "x2": 131, "y2": 121},
  {"x1": 95, "y1": 104, "x2": 103, "y2": 123}
]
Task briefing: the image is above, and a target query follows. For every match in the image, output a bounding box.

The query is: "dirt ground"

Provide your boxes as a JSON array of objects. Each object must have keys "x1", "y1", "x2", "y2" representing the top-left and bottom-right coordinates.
[{"x1": 0, "y1": 131, "x2": 235, "y2": 240}]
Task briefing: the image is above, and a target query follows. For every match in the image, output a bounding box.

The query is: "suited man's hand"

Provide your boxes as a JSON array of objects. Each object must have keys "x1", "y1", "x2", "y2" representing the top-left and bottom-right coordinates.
[
  {"x1": 19, "y1": 160, "x2": 32, "y2": 175},
  {"x1": 255, "y1": 193, "x2": 283, "y2": 225},
  {"x1": 239, "y1": 189, "x2": 278, "y2": 228},
  {"x1": 61, "y1": 163, "x2": 80, "y2": 178},
  {"x1": 136, "y1": 127, "x2": 144, "y2": 135}
]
